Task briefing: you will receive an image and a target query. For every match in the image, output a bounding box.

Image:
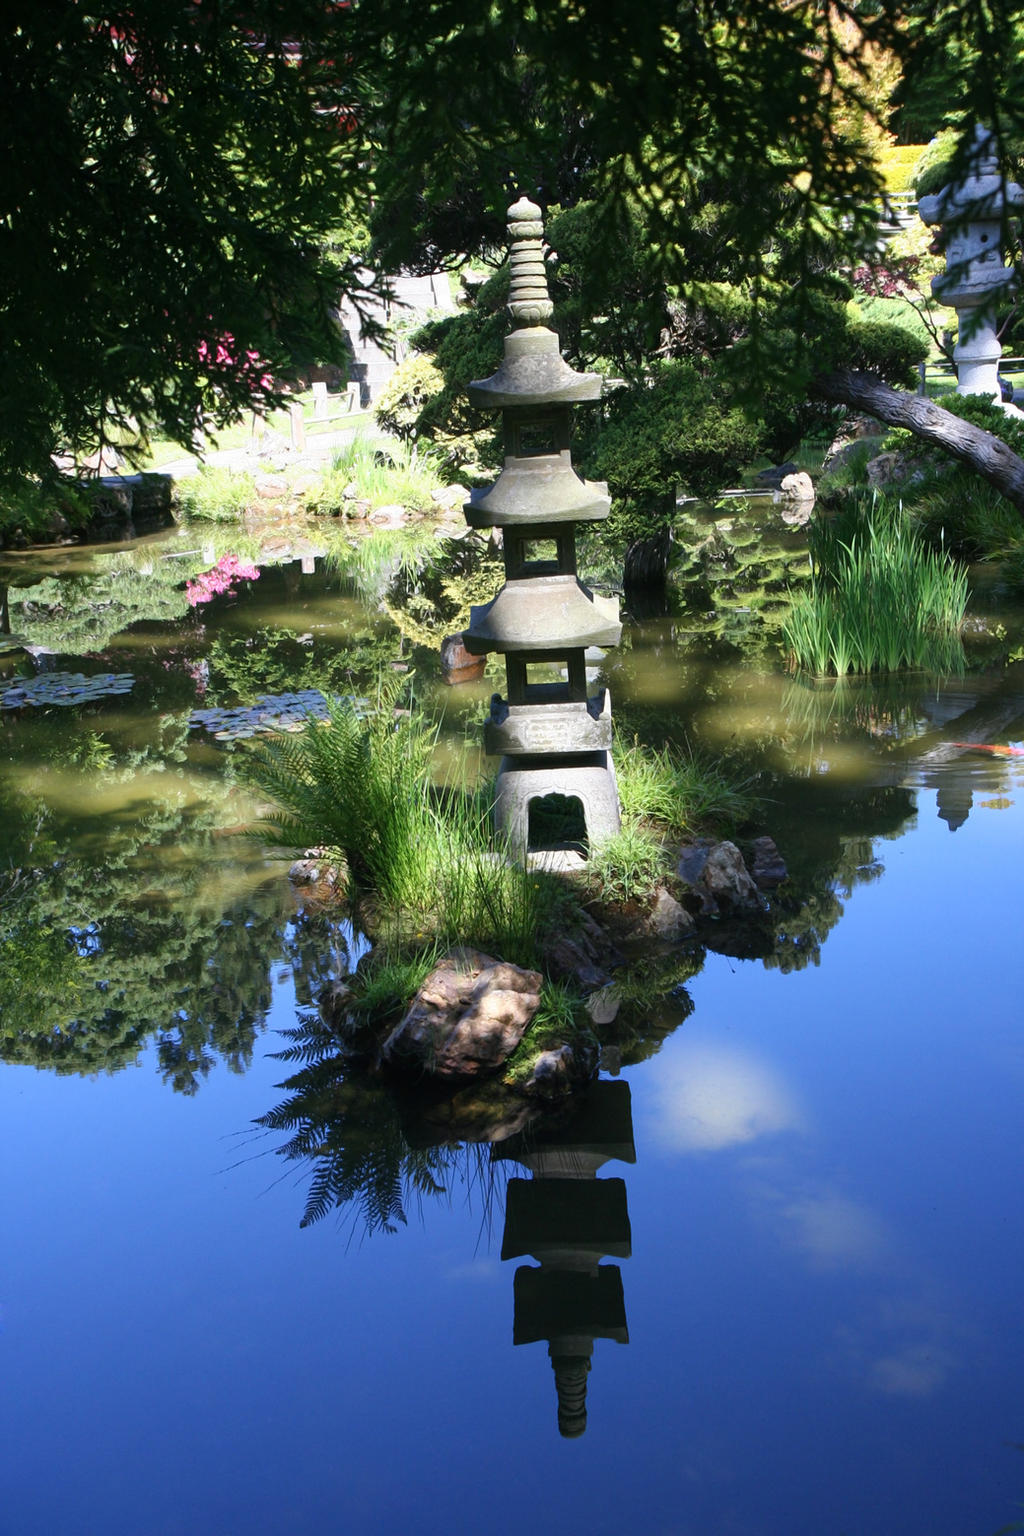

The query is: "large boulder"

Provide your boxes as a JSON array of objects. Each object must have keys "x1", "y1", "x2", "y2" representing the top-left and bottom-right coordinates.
[
  {"x1": 382, "y1": 946, "x2": 542, "y2": 1081},
  {"x1": 779, "y1": 470, "x2": 815, "y2": 502},
  {"x1": 677, "y1": 839, "x2": 762, "y2": 915},
  {"x1": 645, "y1": 886, "x2": 696, "y2": 939},
  {"x1": 865, "y1": 450, "x2": 905, "y2": 490},
  {"x1": 702, "y1": 841, "x2": 762, "y2": 912},
  {"x1": 543, "y1": 933, "x2": 609, "y2": 990}
]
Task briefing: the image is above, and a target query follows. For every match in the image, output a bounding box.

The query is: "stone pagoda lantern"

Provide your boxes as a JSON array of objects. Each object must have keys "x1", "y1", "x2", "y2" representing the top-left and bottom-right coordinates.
[
  {"x1": 918, "y1": 124, "x2": 1024, "y2": 402},
  {"x1": 462, "y1": 196, "x2": 622, "y2": 856}
]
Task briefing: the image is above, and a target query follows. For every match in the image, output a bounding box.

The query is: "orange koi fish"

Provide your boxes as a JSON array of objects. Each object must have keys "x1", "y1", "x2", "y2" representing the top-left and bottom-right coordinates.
[{"x1": 951, "y1": 742, "x2": 1024, "y2": 757}]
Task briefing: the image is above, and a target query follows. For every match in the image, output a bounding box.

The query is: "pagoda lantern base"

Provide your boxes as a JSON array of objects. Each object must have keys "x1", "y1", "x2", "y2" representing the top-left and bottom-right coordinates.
[{"x1": 492, "y1": 751, "x2": 621, "y2": 854}]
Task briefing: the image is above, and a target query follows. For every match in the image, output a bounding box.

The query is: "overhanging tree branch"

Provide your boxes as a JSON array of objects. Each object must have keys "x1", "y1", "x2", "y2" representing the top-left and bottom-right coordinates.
[{"x1": 810, "y1": 366, "x2": 1024, "y2": 510}]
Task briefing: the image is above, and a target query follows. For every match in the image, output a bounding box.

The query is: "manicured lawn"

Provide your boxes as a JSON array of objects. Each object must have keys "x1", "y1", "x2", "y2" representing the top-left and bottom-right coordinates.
[{"x1": 133, "y1": 394, "x2": 372, "y2": 469}]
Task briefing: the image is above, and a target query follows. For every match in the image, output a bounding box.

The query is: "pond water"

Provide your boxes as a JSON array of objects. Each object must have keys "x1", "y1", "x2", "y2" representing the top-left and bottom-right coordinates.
[{"x1": 1, "y1": 509, "x2": 1023, "y2": 1536}]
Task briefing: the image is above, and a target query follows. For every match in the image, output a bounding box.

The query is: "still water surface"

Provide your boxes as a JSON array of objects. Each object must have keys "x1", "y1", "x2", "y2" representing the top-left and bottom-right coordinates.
[{"x1": 1, "y1": 518, "x2": 1022, "y2": 1535}]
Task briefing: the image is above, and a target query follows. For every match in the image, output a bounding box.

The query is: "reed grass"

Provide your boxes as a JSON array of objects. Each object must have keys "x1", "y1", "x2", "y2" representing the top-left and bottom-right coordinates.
[{"x1": 783, "y1": 502, "x2": 968, "y2": 676}]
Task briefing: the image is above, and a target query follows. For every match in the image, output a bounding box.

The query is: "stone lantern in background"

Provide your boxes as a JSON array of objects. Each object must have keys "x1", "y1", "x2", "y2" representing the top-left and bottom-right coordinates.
[
  {"x1": 462, "y1": 197, "x2": 622, "y2": 858},
  {"x1": 918, "y1": 124, "x2": 1024, "y2": 403}
]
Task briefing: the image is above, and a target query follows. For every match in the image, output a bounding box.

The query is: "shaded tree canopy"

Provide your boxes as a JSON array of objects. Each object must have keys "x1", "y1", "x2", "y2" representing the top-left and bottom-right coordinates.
[
  {"x1": 5, "y1": 2, "x2": 1024, "y2": 486},
  {"x1": 361, "y1": 1, "x2": 1024, "y2": 277},
  {"x1": 0, "y1": 3, "x2": 368, "y2": 485}
]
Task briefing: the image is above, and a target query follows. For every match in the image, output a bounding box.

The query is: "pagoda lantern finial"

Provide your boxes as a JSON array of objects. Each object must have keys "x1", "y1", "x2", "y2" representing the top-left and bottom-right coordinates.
[{"x1": 506, "y1": 197, "x2": 554, "y2": 327}]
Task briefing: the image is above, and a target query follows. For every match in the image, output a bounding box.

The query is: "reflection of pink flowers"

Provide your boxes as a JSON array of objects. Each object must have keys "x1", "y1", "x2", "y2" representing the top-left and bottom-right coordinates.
[{"x1": 186, "y1": 555, "x2": 260, "y2": 607}]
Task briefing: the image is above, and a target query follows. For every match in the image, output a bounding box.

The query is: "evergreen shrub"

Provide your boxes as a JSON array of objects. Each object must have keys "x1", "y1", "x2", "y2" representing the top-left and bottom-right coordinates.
[{"x1": 583, "y1": 359, "x2": 766, "y2": 525}]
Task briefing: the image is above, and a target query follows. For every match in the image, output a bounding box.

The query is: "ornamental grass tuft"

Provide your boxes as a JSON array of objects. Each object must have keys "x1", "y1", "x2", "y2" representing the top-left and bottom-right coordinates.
[
  {"x1": 243, "y1": 684, "x2": 566, "y2": 968},
  {"x1": 613, "y1": 732, "x2": 757, "y2": 834}
]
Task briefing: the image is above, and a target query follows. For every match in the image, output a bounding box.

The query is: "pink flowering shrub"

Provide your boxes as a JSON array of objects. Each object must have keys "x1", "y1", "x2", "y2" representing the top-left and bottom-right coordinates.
[
  {"x1": 186, "y1": 554, "x2": 260, "y2": 607},
  {"x1": 197, "y1": 334, "x2": 274, "y2": 396}
]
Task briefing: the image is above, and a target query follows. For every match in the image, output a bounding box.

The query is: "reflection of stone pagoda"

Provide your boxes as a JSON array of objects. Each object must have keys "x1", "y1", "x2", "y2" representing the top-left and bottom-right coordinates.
[
  {"x1": 463, "y1": 197, "x2": 622, "y2": 855},
  {"x1": 918, "y1": 125, "x2": 1024, "y2": 403},
  {"x1": 494, "y1": 1081, "x2": 634, "y2": 1437}
]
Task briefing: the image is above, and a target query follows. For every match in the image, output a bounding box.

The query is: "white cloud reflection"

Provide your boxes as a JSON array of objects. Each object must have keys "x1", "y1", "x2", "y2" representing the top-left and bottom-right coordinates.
[
  {"x1": 778, "y1": 1191, "x2": 887, "y2": 1270},
  {"x1": 869, "y1": 1343, "x2": 955, "y2": 1397},
  {"x1": 647, "y1": 1041, "x2": 804, "y2": 1152}
]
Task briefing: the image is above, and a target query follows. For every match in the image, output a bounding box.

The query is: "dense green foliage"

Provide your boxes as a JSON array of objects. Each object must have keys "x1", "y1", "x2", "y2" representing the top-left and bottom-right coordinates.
[
  {"x1": 0, "y1": 5, "x2": 372, "y2": 485},
  {"x1": 0, "y1": 479, "x2": 93, "y2": 544},
  {"x1": 8, "y1": 1, "x2": 1022, "y2": 492},
  {"x1": 868, "y1": 395, "x2": 1024, "y2": 586},
  {"x1": 586, "y1": 361, "x2": 765, "y2": 513}
]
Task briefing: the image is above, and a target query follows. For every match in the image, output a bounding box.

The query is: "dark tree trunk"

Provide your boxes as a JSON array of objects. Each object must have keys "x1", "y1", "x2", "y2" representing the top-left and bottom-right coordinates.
[
  {"x1": 623, "y1": 520, "x2": 673, "y2": 591},
  {"x1": 811, "y1": 368, "x2": 1024, "y2": 512}
]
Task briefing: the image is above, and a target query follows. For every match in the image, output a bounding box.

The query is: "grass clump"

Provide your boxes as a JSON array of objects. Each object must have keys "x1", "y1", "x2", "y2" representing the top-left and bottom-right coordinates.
[
  {"x1": 243, "y1": 685, "x2": 566, "y2": 969},
  {"x1": 783, "y1": 498, "x2": 968, "y2": 676},
  {"x1": 587, "y1": 822, "x2": 665, "y2": 904},
  {"x1": 345, "y1": 949, "x2": 443, "y2": 1032},
  {"x1": 613, "y1": 733, "x2": 757, "y2": 834},
  {"x1": 307, "y1": 434, "x2": 446, "y2": 517},
  {"x1": 502, "y1": 979, "x2": 594, "y2": 1086},
  {"x1": 174, "y1": 466, "x2": 257, "y2": 521}
]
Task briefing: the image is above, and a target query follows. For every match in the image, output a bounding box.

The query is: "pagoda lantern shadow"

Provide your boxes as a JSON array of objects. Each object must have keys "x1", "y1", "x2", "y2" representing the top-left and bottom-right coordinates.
[{"x1": 492, "y1": 1079, "x2": 635, "y2": 1438}]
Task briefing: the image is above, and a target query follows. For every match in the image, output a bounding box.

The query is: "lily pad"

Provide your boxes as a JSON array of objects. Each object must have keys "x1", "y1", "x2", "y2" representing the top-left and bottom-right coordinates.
[
  {"x1": 0, "y1": 671, "x2": 136, "y2": 709},
  {"x1": 189, "y1": 690, "x2": 366, "y2": 740}
]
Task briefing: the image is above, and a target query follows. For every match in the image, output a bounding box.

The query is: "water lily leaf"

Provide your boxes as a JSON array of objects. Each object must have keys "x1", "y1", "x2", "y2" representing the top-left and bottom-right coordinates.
[
  {"x1": 189, "y1": 691, "x2": 369, "y2": 740},
  {"x1": 0, "y1": 671, "x2": 136, "y2": 709},
  {"x1": 190, "y1": 690, "x2": 331, "y2": 739}
]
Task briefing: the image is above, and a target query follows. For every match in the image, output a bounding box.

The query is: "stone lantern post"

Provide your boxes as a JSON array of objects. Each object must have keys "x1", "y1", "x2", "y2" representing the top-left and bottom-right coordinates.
[
  {"x1": 462, "y1": 197, "x2": 622, "y2": 857},
  {"x1": 918, "y1": 124, "x2": 1024, "y2": 402}
]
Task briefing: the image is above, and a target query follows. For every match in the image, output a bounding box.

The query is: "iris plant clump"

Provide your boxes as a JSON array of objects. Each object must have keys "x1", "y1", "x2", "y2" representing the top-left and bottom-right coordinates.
[{"x1": 783, "y1": 502, "x2": 968, "y2": 676}]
